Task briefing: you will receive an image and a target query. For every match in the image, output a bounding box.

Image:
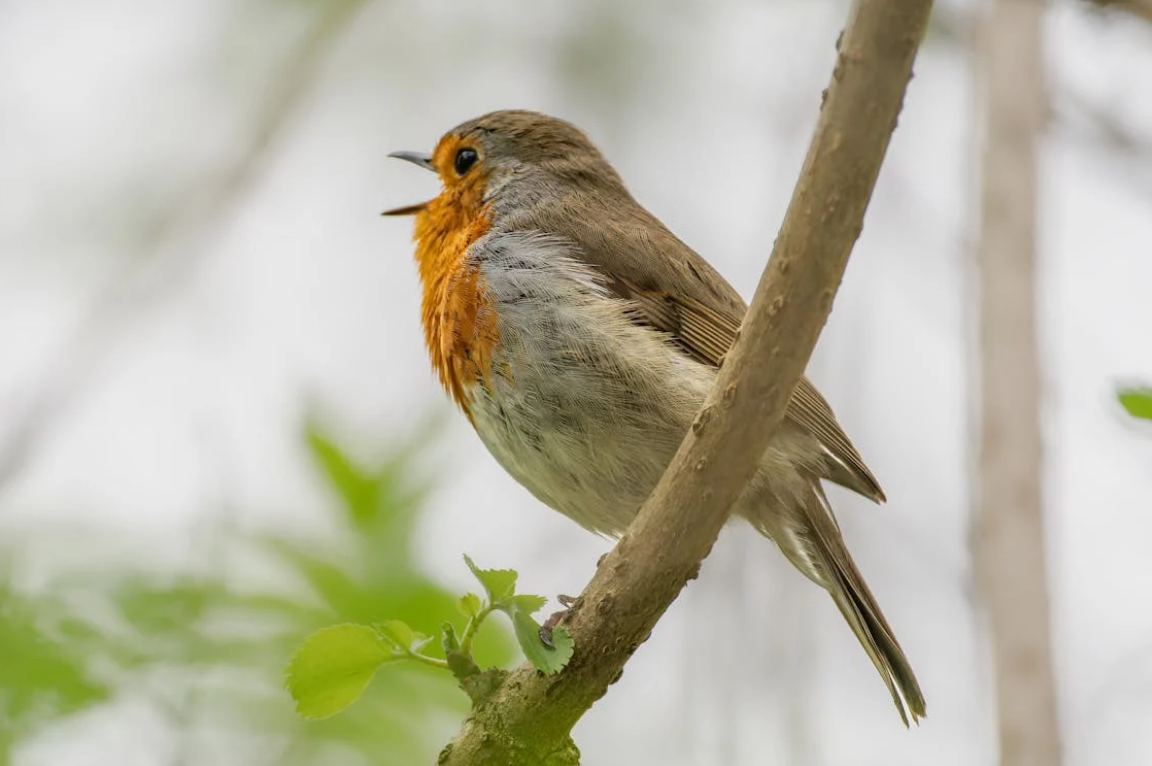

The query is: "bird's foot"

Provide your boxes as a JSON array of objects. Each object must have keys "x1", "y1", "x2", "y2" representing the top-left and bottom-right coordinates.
[{"x1": 539, "y1": 594, "x2": 577, "y2": 648}]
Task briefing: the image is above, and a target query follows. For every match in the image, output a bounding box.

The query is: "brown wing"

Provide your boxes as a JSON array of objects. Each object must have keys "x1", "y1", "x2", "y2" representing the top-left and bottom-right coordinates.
[{"x1": 506, "y1": 191, "x2": 885, "y2": 503}]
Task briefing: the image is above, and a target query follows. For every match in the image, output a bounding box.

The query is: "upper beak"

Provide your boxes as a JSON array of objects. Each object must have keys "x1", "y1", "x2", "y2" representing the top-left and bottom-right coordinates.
[
  {"x1": 382, "y1": 150, "x2": 436, "y2": 216},
  {"x1": 387, "y1": 150, "x2": 435, "y2": 171}
]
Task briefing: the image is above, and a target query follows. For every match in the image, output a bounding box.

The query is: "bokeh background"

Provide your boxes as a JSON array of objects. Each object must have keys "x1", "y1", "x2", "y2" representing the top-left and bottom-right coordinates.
[{"x1": 2, "y1": 0, "x2": 1151, "y2": 764}]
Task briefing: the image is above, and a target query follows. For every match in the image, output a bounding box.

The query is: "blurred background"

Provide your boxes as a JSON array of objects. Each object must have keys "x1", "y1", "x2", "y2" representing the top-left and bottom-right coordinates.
[{"x1": 1, "y1": 0, "x2": 1150, "y2": 763}]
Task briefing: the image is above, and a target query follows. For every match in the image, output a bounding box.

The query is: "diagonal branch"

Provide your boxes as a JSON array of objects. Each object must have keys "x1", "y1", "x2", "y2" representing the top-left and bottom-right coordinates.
[{"x1": 438, "y1": 1, "x2": 934, "y2": 763}]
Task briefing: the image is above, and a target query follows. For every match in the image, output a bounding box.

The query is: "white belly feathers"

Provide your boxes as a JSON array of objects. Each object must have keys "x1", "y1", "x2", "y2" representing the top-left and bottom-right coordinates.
[{"x1": 464, "y1": 230, "x2": 715, "y2": 536}]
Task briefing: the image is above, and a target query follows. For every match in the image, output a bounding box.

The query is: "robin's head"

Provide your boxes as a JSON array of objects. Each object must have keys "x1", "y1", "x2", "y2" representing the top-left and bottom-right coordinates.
[{"x1": 382, "y1": 110, "x2": 626, "y2": 222}]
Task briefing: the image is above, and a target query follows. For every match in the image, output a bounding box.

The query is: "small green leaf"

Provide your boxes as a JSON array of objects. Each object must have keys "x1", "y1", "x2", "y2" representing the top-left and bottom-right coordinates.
[
  {"x1": 285, "y1": 624, "x2": 397, "y2": 719},
  {"x1": 442, "y1": 622, "x2": 481, "y2": 681},
  {"x1": 509, "y1": 593, "x2": 546, "y2": 613},
  {"x1": 1119, "y1": 388, "x2": 1152, "y2": 422},
  {"x1": 500, "y1": 595, "x2": 572, "y2": 675},
  {"x1": 441, "y1": 622, "x2": 461, "y2": 654},
  {"x1": 376, "y1": 620, "x2": 432, "y2": 653},
  {"x1": 457, "y1": 593, "x2": 483, "y2": 619},
  {"x1": 509, "y1": 608, "x2": 573, "y2": 675},
  {"x1": 376, "y1": 620, "x2": 414, "y2": 649},
  {"x1": 463, "y1": 555, "x2": 518, "y2": 605}
]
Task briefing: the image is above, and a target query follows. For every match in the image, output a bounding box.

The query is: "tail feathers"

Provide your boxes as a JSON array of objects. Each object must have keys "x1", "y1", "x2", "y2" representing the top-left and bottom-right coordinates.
[
  {"x1": 808, "y1": 480, "x2": 925, "y2": 725},
  {"x1": 821, "y1": 535, "x2": 926, "y2": 726},
  {"x1": 762, "y1": 479, "x2": 926, "y2": 726}
]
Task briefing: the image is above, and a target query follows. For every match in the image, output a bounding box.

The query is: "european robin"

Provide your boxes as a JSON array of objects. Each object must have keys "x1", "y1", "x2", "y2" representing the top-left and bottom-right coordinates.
[{"x1": 384, "y1": 110, "x2": 925, "y2": 725}]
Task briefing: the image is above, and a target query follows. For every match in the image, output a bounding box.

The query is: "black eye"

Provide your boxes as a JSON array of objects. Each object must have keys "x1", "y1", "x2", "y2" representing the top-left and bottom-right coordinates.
[{"x1": 454, "y1": 147, "x2": 478, "y2": 176}]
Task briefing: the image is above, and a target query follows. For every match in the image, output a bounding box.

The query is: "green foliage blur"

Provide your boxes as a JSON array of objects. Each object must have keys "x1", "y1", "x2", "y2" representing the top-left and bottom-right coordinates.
[{"x1": 0, "y1": 421, "x2": 514, "y2": 766}]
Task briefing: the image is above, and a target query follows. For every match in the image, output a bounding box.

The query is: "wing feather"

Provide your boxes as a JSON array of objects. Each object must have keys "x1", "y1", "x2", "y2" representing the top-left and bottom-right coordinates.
[{"x1": 505, "y1": 193, "x2": 885, "y2": 502}]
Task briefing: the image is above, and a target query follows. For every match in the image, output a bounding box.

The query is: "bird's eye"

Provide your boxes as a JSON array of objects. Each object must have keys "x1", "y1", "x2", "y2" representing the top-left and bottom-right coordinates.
[{"x1": 454, "y1": 147, "x2": 478, "y2": 176}]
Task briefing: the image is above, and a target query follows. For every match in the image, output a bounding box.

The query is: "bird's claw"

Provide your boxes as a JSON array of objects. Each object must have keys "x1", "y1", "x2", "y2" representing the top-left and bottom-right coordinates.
[{"x1": 538, "y1": 594, "x2": 577, "y2": 648}]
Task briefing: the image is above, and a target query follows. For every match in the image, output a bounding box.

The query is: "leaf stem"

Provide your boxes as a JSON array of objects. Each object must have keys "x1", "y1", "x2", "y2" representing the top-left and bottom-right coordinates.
[
  {"x1": 404, "y1": 651, "x2": 450, "y2": 670},
  {"x1": 459, "y1": 604, "x2": 495, "y2": 656}
]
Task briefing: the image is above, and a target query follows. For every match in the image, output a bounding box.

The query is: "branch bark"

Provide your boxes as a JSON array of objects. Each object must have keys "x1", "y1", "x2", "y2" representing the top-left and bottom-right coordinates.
[
  {"x1": 439, "y1": 2, "x2": 933, "y2": 764},
  {"x1": 974, "y1": 0, "x2": 1063, "y2": 764}
]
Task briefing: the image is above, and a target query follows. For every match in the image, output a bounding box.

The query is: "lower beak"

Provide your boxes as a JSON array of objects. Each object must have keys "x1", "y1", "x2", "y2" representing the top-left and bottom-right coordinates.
[
  {"x1": 381, "y1": 201, "x2": 429, "y2": 216},
  {"x1": 383, "y1": 150, "x2": 436, "y2": 215}
]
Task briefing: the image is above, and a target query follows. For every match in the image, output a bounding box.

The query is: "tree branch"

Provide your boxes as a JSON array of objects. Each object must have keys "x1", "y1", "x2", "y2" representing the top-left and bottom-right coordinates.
[{"x1": 438, "y1": 1, "x2": 934, "y2": 763}]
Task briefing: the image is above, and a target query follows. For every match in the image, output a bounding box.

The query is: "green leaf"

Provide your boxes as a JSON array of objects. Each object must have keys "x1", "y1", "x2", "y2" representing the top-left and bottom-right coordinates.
[
  {"x1": 441, "y1": 622, "x2": 461, "y2": 654},
  {"x1": 305, "y1": 424, "x2": 380, "y2": 525},
  {"x1": 377, "y1": 620, "x2": 434, "y2": 654},
  {"x1": 375, "y1": 620, "x2": 414, "y2": 649},
  {"x1": 504, "y1": 595, "x2": 573, "y2": 675},
  {"x1": 457, "y1": 593, "x2": 483, "y2": 619},
  {"x1": 463, "y1": 555, "x2": 517, "y2": 605},
  {"x1": 441, "y1": 622, "x2": 481, "y2": 682},
  {"x1": 286, "y1": 624, "x2": 399, "y2": 719},
  {"x1": 509, "y1": 593, "x2": 546, "y2": 613},
  {"x1": 1119, "y1": 388, "x2": 1152, "y2": 422}
]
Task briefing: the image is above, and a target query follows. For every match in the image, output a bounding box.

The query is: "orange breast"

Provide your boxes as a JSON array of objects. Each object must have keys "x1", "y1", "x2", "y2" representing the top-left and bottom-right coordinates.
[{"x1": 412, "y1": 197, "x2": 500, "y2": 418}]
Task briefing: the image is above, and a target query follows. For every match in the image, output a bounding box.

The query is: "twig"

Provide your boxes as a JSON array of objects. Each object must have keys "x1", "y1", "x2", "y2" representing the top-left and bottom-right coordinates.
[{"x1": 437, "y1": 2, "x2": 934, "y2": 763}]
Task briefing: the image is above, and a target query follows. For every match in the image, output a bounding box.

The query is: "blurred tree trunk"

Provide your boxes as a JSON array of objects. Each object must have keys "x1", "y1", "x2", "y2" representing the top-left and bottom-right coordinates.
[{"x1": 974, "y1": 0, "x2": 1062, "y2": 765}]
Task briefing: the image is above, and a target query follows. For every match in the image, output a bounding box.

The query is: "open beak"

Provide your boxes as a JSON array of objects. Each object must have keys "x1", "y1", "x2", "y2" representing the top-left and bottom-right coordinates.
[
  {"x1": 382, "y1": 150, "x2": 436, "y2": 216},
  {"x1": 381, "y1": 201, "x2": 430, "y2": 216},
  {"x1": 388, "y1": 150, "x2": 435, "y2": 171}
]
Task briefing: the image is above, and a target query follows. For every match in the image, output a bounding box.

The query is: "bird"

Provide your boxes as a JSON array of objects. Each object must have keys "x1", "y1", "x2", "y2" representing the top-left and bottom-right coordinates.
[{"x1": 383, "y1": 109, "x2": 925, "y2": 725}]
